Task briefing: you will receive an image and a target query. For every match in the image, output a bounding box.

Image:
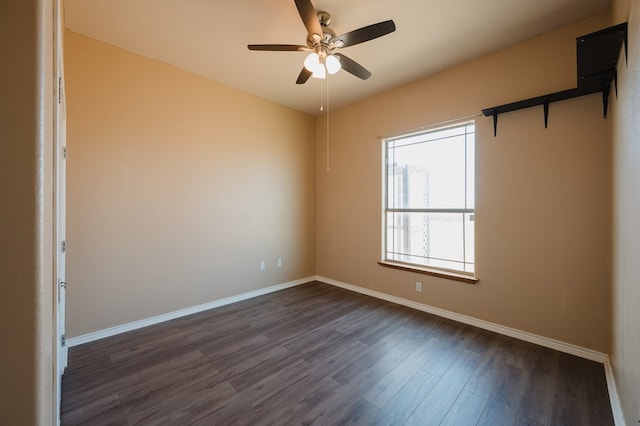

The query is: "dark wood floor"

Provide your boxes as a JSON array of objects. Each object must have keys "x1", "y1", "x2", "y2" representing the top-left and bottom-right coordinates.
[{"x1": 61, "y1": 281, "x2": 614, "y2": 425}]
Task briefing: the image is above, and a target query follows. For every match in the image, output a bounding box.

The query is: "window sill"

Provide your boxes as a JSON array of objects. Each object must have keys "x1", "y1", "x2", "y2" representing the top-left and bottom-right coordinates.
[{"x1": 377, "y1": 261, "x2": 479, "y2": 284}]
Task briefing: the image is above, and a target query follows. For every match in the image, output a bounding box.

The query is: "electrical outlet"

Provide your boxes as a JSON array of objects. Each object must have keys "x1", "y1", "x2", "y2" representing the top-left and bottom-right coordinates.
[
  {"x1": 416, "y1": 282, "x2": 422, "y2": 292},
  {"x1": 277, "y1": 258, "x2": 282, "y2": 268},
  {"x1": 259, "y1": 261, "x2": 266, "y2": 271}
]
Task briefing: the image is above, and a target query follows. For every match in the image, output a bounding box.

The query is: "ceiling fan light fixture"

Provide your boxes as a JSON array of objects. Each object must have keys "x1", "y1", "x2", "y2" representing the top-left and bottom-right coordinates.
[
  {"x1": 312, "y1": 65, "x2": 326, "y2": 79},
  {"x1": 326, "y1": 54, "x2": 341, "y2": 74},
  {"x1": 305, "y1": 51, "x2": 328, "y2": 79},
  {"x1": 304, "y1": 52, "x2": 321, "y2": 72}
]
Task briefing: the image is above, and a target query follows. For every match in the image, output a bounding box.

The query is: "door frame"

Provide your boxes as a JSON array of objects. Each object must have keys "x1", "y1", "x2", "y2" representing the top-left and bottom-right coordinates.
[{"x1": 53, "y1": 0, "x2": 67, "y2": 423}]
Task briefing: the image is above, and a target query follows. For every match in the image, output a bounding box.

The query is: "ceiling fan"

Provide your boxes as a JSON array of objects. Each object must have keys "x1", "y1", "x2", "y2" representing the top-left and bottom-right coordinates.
[{"x1": 248, "y1": 0, "x2": 396, "y2": 84}]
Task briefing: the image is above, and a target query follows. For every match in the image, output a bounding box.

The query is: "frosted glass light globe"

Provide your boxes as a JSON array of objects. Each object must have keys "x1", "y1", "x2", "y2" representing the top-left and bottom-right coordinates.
[
  {"x1": 304, "y1": 53, "x2": 321, "y2": 72},
  {"x1": 326, "y1": 54, "x2": 341, "y2": 74}
]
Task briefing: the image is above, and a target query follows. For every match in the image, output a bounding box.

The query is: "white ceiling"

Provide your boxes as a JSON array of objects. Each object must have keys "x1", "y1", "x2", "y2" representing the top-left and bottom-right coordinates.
[{"x1": 65, "y1": 0, "x2": 609, "y2": 116}]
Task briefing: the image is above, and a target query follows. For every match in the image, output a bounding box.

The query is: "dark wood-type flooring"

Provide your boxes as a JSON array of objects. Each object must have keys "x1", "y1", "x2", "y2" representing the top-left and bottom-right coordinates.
[{"x1": 61, "y1": 281, "x2": 614, "y2": 425}]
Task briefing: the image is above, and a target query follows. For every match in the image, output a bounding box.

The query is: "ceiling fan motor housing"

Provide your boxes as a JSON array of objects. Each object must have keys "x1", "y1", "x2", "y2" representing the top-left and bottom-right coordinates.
[{"x1": 307, "y1": 10, "x2": 336, "y2": 48}]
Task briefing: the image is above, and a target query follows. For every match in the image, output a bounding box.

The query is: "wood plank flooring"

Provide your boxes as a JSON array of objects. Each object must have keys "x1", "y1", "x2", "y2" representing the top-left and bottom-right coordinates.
[{"x1": 61, "y1": 281, "x2": 614, "y2": 425}]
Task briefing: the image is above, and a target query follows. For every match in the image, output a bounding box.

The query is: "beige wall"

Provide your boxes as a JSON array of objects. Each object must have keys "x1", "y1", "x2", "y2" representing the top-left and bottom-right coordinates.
[
  {"x1": 316, "y1": 12, "x2": 613, "y2": 352},
  {"x1": 611, "y1": 0, "x2": 640, "y2": 423},
  {"x1": 0, "y1": 0, "x2": 54, "y2": 425},
  {"x1": 64, "y1": 31, "x2": 316, "y2": 337}
]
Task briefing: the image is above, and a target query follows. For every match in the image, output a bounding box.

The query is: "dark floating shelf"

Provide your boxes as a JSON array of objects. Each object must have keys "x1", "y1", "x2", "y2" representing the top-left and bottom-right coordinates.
[{"x1": 482, "y1": 22, "x2": 628, "y2": 136}]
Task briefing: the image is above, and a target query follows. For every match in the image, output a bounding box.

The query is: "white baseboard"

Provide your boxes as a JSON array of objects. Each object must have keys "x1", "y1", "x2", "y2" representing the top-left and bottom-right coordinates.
[
  {"x1": 604, "y1": 357, "x2": 626, "y2": 426},
  {"x1": 66, "y1": 276, "x2": 313, "y2": 347},
  {"x1": 69, "y1": 274, "x2": 609, "y2": 363},
  {"x1": 315, "y1": 275, "x2": 609, "y2": 363},
  {"x1": 67, "y1": 274, "x2": 622, "y2": 422}
]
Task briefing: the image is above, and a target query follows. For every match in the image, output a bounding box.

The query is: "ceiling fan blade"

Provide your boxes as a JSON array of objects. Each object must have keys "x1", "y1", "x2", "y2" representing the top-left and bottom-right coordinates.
[
  {"x1": 294, "y1": 0, "x2": 322, "y2": 39},
  {"x1": 334, "y1": 53, "x2": 372, "y2": 80},
  {"x1": 248, "y1": 44, "x2": 308, "y2": 51},
  {"x1": 334, "y1": 20, "x2": 396, "y2": 48},
  {"x1": 296, "y1": 67, "x2": 313, "y2": 84}
]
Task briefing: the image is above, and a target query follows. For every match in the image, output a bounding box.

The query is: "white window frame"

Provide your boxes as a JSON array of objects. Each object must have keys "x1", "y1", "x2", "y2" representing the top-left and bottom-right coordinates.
[{"x1": 381, "y1": 120, "x2": 476, "y2": 281}]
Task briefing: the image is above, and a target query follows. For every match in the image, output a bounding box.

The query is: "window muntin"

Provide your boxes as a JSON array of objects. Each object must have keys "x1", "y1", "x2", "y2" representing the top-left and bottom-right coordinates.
[{"x1": 384, "y1": 122, "x2": 475, "y2": 274}]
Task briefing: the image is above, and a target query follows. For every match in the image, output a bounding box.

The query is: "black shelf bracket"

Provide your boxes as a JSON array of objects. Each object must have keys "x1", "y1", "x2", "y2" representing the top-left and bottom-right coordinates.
[{"x1": 482, "y1": 22, "x2": 628, "y2": 136}]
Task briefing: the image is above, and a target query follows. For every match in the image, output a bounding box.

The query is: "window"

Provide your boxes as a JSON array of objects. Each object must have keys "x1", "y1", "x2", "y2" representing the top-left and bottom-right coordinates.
[{"x1": 383, "y1": 121, "x2": 475, "y2": 276}]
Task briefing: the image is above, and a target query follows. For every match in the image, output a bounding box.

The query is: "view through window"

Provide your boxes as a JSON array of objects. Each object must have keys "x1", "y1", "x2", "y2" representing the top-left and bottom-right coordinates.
[{"x1": 384, "y1": 121, "x2": 475, "y2": 274}]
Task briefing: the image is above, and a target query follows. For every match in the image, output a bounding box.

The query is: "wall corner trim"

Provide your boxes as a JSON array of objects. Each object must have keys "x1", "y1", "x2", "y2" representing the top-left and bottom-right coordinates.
[
  {"x1": 604, "y1": 357, "x2": 627, "y2": 426},
  {"x1": 314, "y1": 275, "x2": 609, "y2": 363},
  {"x1": 66, "y1": 277, "x2": 314, "y2": 347}
]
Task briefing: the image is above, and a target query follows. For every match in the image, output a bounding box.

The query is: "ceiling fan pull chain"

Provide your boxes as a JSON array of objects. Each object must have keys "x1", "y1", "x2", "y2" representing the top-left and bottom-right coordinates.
[
  {"x1": 326, "y1": 74, "x2": 330, "y2": 171},
  {"x1": 320, "y1": 78, "x2": 324, "y2": 112}
]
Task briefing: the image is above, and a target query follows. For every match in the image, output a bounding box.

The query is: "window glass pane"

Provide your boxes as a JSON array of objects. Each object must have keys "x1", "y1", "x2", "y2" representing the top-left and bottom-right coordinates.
[
  {"x1": 464, "y1": 213, "x2": 475, "y2": 273},
  {"x1": 385, "y1": 212, "x2": 474, "y2": 273},
  {"x1": 387, "y1": 129, "x2": 471, "y2": 210},
  {"x1": 466, "y1": 130, "x2": 475, "y2": 209}
]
